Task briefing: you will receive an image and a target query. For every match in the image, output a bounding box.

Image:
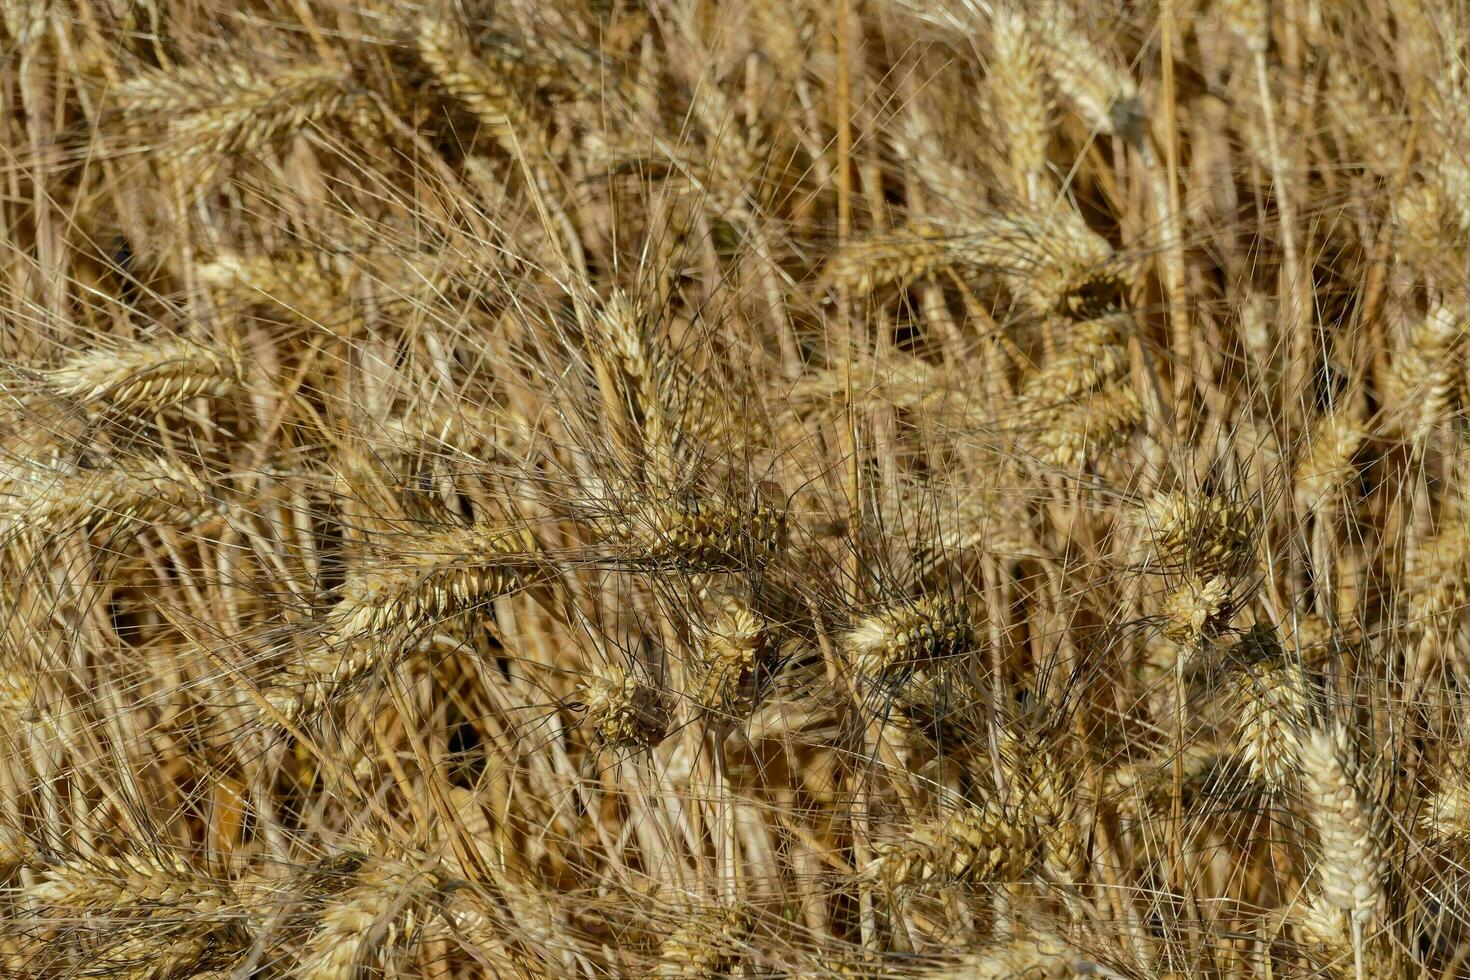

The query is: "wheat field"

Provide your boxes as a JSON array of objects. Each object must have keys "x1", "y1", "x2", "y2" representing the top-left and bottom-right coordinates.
[{"x1": 0, "y1": 0, "x2": 1466, "y2": 976}]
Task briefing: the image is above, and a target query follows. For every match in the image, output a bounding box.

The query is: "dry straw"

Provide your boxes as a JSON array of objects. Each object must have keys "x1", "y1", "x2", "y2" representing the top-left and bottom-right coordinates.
[{"x1": 4, "y1": 0, "x2": 1467, "y2": 974}]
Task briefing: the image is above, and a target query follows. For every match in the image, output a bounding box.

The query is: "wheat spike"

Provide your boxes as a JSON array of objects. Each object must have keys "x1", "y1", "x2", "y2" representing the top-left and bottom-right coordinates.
[
  {"x1": 1002, "y1": 730, "x2": 1086, "y2": 884},
  {"x1": 1233, "y1": 659, "x2": 1312, "y2": 791},
  {"x1": 0, "y1": 458, "x2": 213, "y2": 538},
  {"x1": 417, "y1": 11, "x2": 549, "y2": 161},
  {"x1": 655, "y1": 905, "x2": 748, "y2": 978},
  {"x1": 581, "y1": 669, "x2": 676, "y2": 749},
  {"x1": 588, "y1": 293, "x2": 737, "y2": 471},
  {"x1": 1386, "y1": 303, "x2": 1462, "y2": 443},
  {"x1": 1029, "y1": 382, "x2": 1140, "y2": 470},
  {"x1": 115, "y1": 60, "x2": 359, "y2": 181},
  {"x1": 297, "y1": 855, "x2": 440, "y2": 979},
  {"x1": 1141, "y1": 491, "x2": 1255, "y2": 572},
  {"x1": 1001, "y1": 210, "x2": 1121, "y2": 318},
  {"x1": 42, "y1": 336, "x2": 239, "y2": 412},
  {"x1": 1421, "y1": 776, "x2": 1470, "y2": 839},
  {"x1": 1297, "y1": 725, "x2": 1385, "y2": 926},
  {"x1": 1104, "y1": 742, "x2": 1238, "y2": 820},
  {"x1": 1403, "y1": 509, "x2": 1470, "y2": 631},
  {"x1": 874, "y1": 797, "x2": 1034, "y2": 885},
  {"x1": 610, "y1": 491, "x2": 786, "y2": 571},
  {"x1": 687, "y1": 75, "x2": 762, "y2": 213},
  {"x1": 25, "y1": 850, "x2": 226, "y2": 914},
  {"x1": 987, "y1": 6, "x2": 1051, "y2": 206},
  {"x1": 261, "y1": 526, "x2": 544, "y2": 719},
  {"x1": 262, "y1": 637, "x2": 384, "y2": 723},
  {"x1": 822, "y1": 210, "x2": 1117, "y2": 316},
  {"x1": 928, "y1": 931, "x2": 1090, "y2": 978},
  {"x1": 326, "y1": 526, "x2": 544, "y2": 642},
  {"x1": 1018, "y1": 314, "x2": 1131, "y2": 405},
  {"x1": 844, "y1": 595, "x2": 973, "y2": 680},
  {"x1": 1028, "y1": 0, "x2": 1141, "y2": 138},
  {"x1": 1161, "y1": 574, "x2": 1232, "y2": 642},
  {"x1": 820, "y1": 223, "x2": 956, "y2": 294},
  {"x1": 1294, "y1": 409, "x2": 1365, "y2": 508},
  {"x1": 893, "y1": 104, "x2": 983, "y2": 210},
  {"x1": 196, "y1": 250, "x2": 351, "y2": 331},
  {"x1": 592, "y1": 290, "x2": 676, "y2": 479},
  {"x1": 691, "y1": 598, "x2": 771, "y2": 718},
  {"x1": 1027, "y1": 382, "x2": 1143, "y2": 471},
  {"x1": 1294, "y1": 890, "x2": 1350, "y2": 948},
  {"x1": 1392, "y1": 179, "x2": 1447, "y2": 272}
]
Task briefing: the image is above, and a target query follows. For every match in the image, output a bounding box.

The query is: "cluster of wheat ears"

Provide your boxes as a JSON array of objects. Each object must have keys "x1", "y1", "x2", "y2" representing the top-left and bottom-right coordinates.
[{"x1": 2, "y1": 0, "x2": 1469, "y2": 976}]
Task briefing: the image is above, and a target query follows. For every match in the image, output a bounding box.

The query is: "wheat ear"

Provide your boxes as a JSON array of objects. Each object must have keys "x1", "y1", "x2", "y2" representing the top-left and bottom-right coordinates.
[
  {"x1": 296, "y1": 855, "x2": 441, "y2": 979},
  {"x1": 1, "y1": 459, "x2": 214, "y2": 539},
  {"x1": 580, "y1": 667, "x2": 676, "y2": 750},
  {"x1": 1296, "y1": 726, "x2": 1385, "y2": 929},
  {"x1": 1233, "y1": 658, "x2": 1312, "y2": 791},
  {"x1": 843, "y1": 595, "x2": 973, "y2": 680},
  {"x1": 872, "y1": 797, "x2": 1034, "y2": 885},
  {"x1": 987, "y1": 5, "x2": 1051, "y2": 205},
  {"x1": 417, "y1": 11, "x2": 549, "y2": 162},
  {"x1": 325, "y1": 525, "x2": 545, "y2": 642},
  {"x1": 42, "y1": 335, "x2": 238, "y2": 413},
  {"x1": 655, "y1": 905, "x2": 748, "y2": 978},
  {"x1": 115, "y1": 60, "x2": 358, "y2": 184}
]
